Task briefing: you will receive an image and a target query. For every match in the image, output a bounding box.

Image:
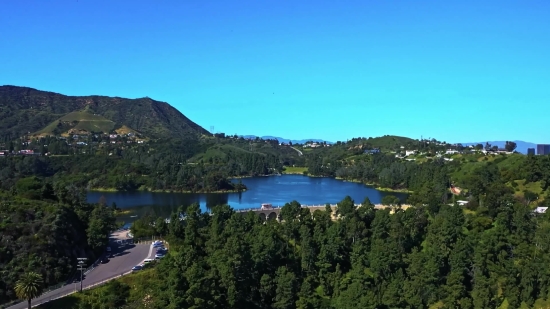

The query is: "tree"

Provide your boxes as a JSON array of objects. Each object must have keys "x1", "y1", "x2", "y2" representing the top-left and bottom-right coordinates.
[
  {"x1": 15, "y1": 272, "x2": 43, "y2": 309},
  {"x1": 381, "y1": 195, "x2": 401, "y2": 207},
  {"x1": 523, "y1": 190, "x2": 539, "y2": 205},
  {"x1": 505, "y1": 141, "x2": 517, "y2": 152},
  {"x1": 87, "y1": 204, "x2": 117, "y2": 250}
]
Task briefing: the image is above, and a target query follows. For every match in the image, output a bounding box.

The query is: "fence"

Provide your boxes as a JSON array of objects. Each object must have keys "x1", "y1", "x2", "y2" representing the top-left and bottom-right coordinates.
[
  {"x1": 8, "y1": 272, "x2": 133, "y2": 309},
  {"x1": 1, "y1": 230, "x2": 150, "y2": 309}
]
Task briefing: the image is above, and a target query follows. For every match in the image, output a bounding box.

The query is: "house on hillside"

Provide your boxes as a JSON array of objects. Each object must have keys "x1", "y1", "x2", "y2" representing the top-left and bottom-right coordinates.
[
  {"x1": 364, "y1": 148, "x2": 380, "y2": 154},
  {"x1": 19, "y1": 150, "x2": 35, "y2": 155}
]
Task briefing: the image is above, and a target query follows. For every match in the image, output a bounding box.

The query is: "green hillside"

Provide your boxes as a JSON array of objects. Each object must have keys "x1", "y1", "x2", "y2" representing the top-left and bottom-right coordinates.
[
  {"x1": 0, "y1": 85, "x2": 210, "y2": 139},
  {"x1": 35, "y1": 111, "x2": 117, "y2": 136}
]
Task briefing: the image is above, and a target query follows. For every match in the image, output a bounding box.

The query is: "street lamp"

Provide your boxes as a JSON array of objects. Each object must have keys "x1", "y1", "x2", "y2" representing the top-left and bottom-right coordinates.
[{"x1": 77, "y1": 258, "x2": 88, "y2": 292}]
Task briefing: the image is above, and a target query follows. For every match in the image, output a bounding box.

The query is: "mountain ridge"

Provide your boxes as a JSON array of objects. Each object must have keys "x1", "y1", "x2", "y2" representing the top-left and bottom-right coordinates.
[
  {"x1": 240, "y1": 135, "x2": 334, "y2": 145},
  {"x1": 0, "y1": 85, "x2": 209, "y2": 138}
]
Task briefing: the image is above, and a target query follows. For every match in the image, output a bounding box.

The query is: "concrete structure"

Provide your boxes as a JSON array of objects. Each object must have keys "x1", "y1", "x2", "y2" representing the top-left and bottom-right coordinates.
[
  {"x1": 236, "y1": 203, "x2": 411, "y2": 221},
  {"x1": 528, "y1": 148, "x2": 535, "y2": 155},
  {"x1": 537, "y1": 144, "x2": 550, "y2": 155}
]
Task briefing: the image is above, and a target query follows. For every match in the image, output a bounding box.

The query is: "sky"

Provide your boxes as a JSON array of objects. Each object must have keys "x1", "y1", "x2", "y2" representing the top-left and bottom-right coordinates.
[{"x1": 1, "y1": 1, "x2": 549, "y2": 143}]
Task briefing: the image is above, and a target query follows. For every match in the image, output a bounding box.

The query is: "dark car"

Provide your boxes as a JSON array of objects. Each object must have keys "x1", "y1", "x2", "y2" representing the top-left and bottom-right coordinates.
[{"x1": 101, "y1": 257, "x2": 109, "y2": 264}]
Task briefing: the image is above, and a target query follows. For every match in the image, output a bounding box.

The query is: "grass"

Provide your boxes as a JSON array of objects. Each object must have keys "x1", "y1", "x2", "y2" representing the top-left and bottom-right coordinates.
[
  {"x1": 115, "y1": 125, "x2": 139, "y2": 135},
  {"x1": 512, "y1": 180, "x2": 543, "y2": 198},
  {"x1": 370, "y1": 186, "x2": 413, "y2": 193},
  {"x1": 189, "y1": 144, "x2": 254, "y2": 163},
  {"x1": 37, "y1": 268, "x2": 159, "y2": 309},
  {"x1": 282, "y1": 166, "x2": 308, "y2": 174},
  {"x1": 515, "y1": 180, "x2": 543, "y2": 194},
  {"x1": 34, "y1": 111, "x2": 116, "y2": 136}
]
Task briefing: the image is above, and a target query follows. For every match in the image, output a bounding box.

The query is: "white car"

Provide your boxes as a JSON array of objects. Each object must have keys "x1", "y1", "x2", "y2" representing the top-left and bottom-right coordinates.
[{"x1": 155, "y1": 253, "x2": 165, "y2": 259}]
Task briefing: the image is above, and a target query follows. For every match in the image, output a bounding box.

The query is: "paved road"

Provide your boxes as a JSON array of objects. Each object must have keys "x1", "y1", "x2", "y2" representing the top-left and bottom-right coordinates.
[
  {"x1": 290, "y1": 146, "x2": 303, "y2": 156},
  {"x1": 6, "y1": 232, "x2": 152, "y2": 309}
]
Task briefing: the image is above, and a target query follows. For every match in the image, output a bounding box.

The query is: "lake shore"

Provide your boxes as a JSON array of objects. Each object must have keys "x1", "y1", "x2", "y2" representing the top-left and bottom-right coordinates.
[
  {"x1": 87, "y1": 174, "x2": 410, "y2": 212},
  {"x1": 89, "y1": 187, "x2": 247, "y2": 194},
  {"x1": 334, "y1": 177, "x2": 413, "y2": 193}
]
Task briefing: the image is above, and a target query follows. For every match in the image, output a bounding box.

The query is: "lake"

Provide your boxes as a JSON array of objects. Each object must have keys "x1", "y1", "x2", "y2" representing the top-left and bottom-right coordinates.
[{"x1": 87, "y1": 175, "x2": 408, "y2": 222}]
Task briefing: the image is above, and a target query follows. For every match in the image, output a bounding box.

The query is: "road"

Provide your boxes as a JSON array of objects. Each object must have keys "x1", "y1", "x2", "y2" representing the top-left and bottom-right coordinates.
[
  {"x1": 290, "y1": 146, "x2": 303, "y2": 156},
  {"x1": 6, "y1": 231, "x2": 152, "y2": 309}
]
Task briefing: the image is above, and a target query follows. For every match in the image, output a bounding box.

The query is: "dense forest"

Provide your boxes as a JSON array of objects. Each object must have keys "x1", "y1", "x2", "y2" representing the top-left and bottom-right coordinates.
[
  {"x1": 3, "y1": 129, "x2": 550, "y2": 308},
  {"x1": 0, "y1": 136, "x2": 295, "y2": 193},
  {"x1": 66, "y1": 187, "x2": 550, "y2": 308},
  {"x1": 0, "y1": 178, "x2": 116, "y2": 304}
]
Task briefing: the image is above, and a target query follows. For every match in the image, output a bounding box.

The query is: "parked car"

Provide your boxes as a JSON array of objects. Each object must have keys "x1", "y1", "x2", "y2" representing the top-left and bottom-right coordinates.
[
  {"x1": 155, "y1": 253, "x2": 165, "y2": 259},
  {"x1": 106, "y1": 246, "x2": 112, "y2": 252},
  {"x1": 101, "y1": 257, "x2": 109, "y2": 264},
  {"x1": 131, "y1": 265, "x2": 142, "y2": 271},
  {"x1": 153, "y1": 242, "x2": 163, "y2": 248},
  {"x1": 143, "y1": 259, "x2": 154, "y2": 264}
]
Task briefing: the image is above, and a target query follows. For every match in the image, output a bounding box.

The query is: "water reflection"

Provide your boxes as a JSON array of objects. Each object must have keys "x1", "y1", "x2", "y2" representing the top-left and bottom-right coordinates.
[{"x1": 87, "y1": 175, "x2": 409, "y2": 224}]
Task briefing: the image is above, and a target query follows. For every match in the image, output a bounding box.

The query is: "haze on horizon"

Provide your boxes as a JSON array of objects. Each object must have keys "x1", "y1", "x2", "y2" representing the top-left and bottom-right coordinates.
[{"x1": 1, "y1": 0, "x2": 549, "y2": 143}]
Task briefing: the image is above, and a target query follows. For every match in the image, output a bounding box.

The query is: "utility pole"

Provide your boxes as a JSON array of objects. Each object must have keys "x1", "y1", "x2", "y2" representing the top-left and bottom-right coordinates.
[{"x1": 77, "y1": 258, "x2": 88, "y2": 292}]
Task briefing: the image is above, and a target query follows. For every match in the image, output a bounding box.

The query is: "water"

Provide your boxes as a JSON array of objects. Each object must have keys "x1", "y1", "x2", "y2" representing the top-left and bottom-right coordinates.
[{"x1": 87, "y1": 175, "x2": 408, "y2": 222}]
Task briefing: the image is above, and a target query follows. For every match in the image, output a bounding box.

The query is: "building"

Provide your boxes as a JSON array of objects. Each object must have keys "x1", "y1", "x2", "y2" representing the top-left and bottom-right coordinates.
[
  {"x1": 527, "y1": 148, "x2": 535, "y2": 155},
  {"x1": 364, "y1": 148, "x2": 381, "y2": 154},
  {"x1": 537, "y1": 144, "x2": 550, "y2": 155}
]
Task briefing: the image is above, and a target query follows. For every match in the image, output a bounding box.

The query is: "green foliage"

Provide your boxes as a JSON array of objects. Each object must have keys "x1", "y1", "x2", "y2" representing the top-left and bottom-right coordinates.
[
  {"x1": 30, "y1": 187, "x2": 550, "y2": 309},
  {"x1": 15, "y1": 272, "x2": 43, "y2": 308},
  {"x1": 36, "y1": 112, "x2": 116, "y2": 136},
  {"x1": 0, "y1": 186, "x2": 115, "y2": 305},
  {"x1": 0, "y1": 133, "x2": 306, "y2": 193},
  {"x1": 86, "y1": 203, "x2": 117, "y2": 250},
  {"x1": 0, "y1": 86, "x2": 210, "y2": 139},
  {"x1": 381, "y1": 194, "x2": 401, "y2": 206},
  {"x1": 15, "y1": 176, "x2": 44, "y2": 199}
]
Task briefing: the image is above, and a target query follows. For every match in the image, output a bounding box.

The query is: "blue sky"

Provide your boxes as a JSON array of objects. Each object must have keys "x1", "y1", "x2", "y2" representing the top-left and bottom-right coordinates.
[{"x1": 1, "y1": 1, "x2": 549, "y2": 143}]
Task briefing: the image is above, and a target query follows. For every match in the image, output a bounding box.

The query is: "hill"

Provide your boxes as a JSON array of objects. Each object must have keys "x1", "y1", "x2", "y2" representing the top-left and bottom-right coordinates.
[
  {"x1": 35, "y1": 111, "x2": 116, "y2": 136},
  {"x1": 460, "y1": 140, "x2": 537, "y2": 154},
  {"x1": 0, "y1": 85, "x2": 210, "y2": 139}
]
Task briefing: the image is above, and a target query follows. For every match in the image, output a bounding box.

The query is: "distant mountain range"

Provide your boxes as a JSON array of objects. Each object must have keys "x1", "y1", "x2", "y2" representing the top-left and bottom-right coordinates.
[
  {"x1": 240, "y1": 135, "x2": 334, "y2": 145},
  {"x1": 460, "y1": 140, "x2": 537, "y2": 154}
]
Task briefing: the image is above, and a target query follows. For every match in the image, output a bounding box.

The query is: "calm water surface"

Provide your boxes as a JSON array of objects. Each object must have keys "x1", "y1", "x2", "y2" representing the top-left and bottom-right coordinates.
[{"x1": 87, "y1": 175, "x2": 408, "y2": 222}]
